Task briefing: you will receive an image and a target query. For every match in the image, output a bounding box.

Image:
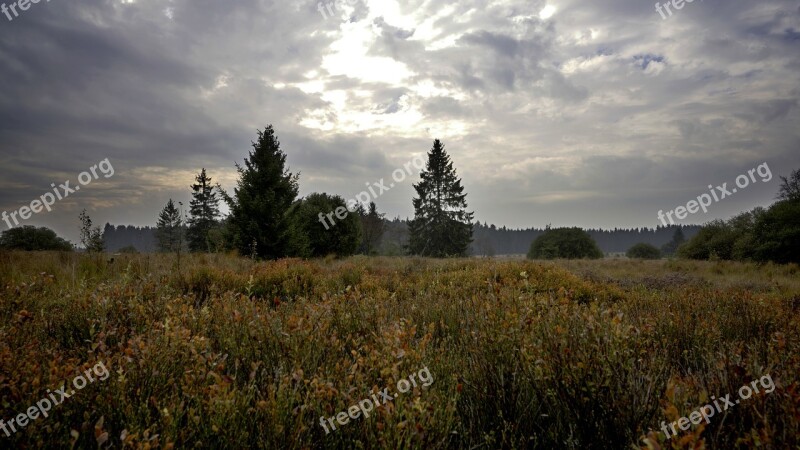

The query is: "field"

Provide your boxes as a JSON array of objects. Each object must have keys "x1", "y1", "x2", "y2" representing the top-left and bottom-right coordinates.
[{"x1": 0, "y1": 252, "x2": 798, "y2": 449}]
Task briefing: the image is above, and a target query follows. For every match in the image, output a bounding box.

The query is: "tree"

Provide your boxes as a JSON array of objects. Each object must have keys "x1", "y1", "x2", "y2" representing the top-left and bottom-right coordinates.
[
  {"x1": 527, "y1": 228, "x2": 603, "y2": 260},
  {"x1": 287, "y1": 193, "x2": 361, "y2": 257},
  {"x1": 751, "y1": 199, "x2": 800, "y2": 264},
  {"x1": 777, "y1": 168, "x2": 800, "y2": 202},
  {"x1": 408, "y1": 139, "x2": 474, "y2": 257},
  {"x1": 156, "y1": 199, "x2": 184, "y2": 253},
  {"x1": 626, "y1": 243, "x2": 661, "y2": 260},
  {"x1": 187, "y1": 168, "x2": 221, "y2": 253},
  {"x1": 223, "y1": 126, "x2": 300, "y2": 259},
  {"x1": 660, "y1": 227, "x2": 686, "y2": 256},
  {"x1": 79, "y1": 210, "x2": 105, "y2": 253},
  {"x1": 359, "y1": 202, "x2": 385, "y2": 255},
  {"x1": 0, "y1": 226, "x2": 73, "y2": 251}
]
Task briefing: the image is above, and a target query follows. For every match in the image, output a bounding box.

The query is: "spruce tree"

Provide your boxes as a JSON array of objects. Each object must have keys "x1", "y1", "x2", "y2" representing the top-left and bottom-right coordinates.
[
  {"x1": 408, "y1": 139, "x2": 474, "y2": 257},
  {"x1": 225, "y1": 125, "x2": 299, "y2": 259},
  {"x1": 187, "y1": 168, "x2": 220, "y2": 253},
  {"x1": 156, "y1": 199, "x2": 183, "y2": 253},
  {"x1": 359, "y1": 202, "x2": 385, "y2": 255}
]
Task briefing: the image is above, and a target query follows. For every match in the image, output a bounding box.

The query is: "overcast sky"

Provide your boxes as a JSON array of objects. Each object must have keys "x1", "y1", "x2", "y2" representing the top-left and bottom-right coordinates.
[{"x1": 1, "y1": 0, "x2": 798, "y2": 242}]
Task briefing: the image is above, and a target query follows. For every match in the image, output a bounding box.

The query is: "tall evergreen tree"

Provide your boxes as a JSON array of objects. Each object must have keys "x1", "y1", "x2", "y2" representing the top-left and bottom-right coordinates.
[
  {"x1": 408, "y1": 139, "x2": 474, "y2": 257},
  {"x1": 187, "y1": 168, "x2": 220, "y2": 253},
  {"x1": 224, "y1": 125, "x2": 299, "y2": 259},
  {"x1": 156, "y1": 199, "x2": 184, "y2": 253},
  {"x1": 359, "y1": 202, "x2": 385, "y2": 255}
]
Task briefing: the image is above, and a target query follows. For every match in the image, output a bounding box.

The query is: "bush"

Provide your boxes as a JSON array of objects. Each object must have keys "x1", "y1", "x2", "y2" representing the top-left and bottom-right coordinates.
[
  {"x1": 0, "y1": 226, "x2": 73, "y2": 251},
  {"x1": 287, "y1": 193, "x2": 361, "y2": 258},
  {"x1": 527, "y1": 227, "x2": 603, "y2": 260},
  {"x1": 751, "y1": 199, "x2": 800, "y2": 264},
  {"x1": 626, "y1": 243, "x2": 661, "y2": 259}
]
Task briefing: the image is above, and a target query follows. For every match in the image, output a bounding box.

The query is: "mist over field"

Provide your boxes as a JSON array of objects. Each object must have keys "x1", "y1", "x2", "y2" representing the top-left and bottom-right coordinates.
[{"x1": 1, "y1": 0, "x2": 799, "y2": 448}]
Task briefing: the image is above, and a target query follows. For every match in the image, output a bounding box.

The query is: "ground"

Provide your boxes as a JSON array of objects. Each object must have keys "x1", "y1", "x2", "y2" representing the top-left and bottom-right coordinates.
[{"x1": 0, "y1": 252, "x2": 798, "y2": 449}]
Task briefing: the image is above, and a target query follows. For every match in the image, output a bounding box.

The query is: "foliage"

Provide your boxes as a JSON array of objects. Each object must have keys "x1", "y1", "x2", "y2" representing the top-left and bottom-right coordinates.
[
  {"x1": 79, "y1": 209, "x2": 104, "y2": 253},
  {"x1": 155, "y1": 199, "x2": 184, "y2": 253},
  {"x1": 528, "y1": 227, "x2": 604, "y2": 260},
  {"x1": 0, "y1": 253, "x2": 797, "y2": 449},
  {"x1": 408, "y1": 139, "x2": 474, "y2": 257},
  {"x1": 358, "y1": 202, "x2": 385, "y2": 255},
  {"x1": 751, "y1": 199, "x2": 800, "y2": 264},
  {"x1": 660, "y1": 227, "x2": 685, "y2": 256},
  {"x1": 287, "y1": 193, "x2": 361, "y2": 258},
  {"x1": 777, "y1": 168, "x2": 800, "y2": 202},
  {"x1": 187, "y1": 168, "x2": 221, "y2": 253},
  {"x1": 118, "y1": 245, "x2": 139, "y2": 254},
  {"x1": 223, "y1": 125, "x2": 299, "y2": 259},
  {"x1": 0, "y1": 226, "x2": 73, "y2": 251},
  {"x1": 626, "y1": 242, "x2": 661, "y2": 259}
]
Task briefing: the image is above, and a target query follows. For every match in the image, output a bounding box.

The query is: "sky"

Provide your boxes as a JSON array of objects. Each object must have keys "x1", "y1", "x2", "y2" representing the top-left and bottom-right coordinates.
[{"x1": 0, "y1": 0, "x2": 798, "y2": 243}]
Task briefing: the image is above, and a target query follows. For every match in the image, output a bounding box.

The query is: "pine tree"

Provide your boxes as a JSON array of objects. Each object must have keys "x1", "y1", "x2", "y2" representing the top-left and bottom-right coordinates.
[
  {"x1": 187, "y1": 168, "x2": 220, "y2": 253},
  {"x1": 359, "y1": 202, "x2": 385, "y2": 255},
  {"x1": 408, "y1": 139, "x2": 474, "y2": 257},
  {"x1": 156, "y1": 199, "x2": 183, "y2": 253},
  {"x1": 224, "y1": 125, "x2": 300, "y2": 259}
]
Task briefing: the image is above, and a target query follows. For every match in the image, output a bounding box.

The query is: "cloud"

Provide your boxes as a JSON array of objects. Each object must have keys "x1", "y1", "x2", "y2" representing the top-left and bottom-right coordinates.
[{"x1": 0, "y1": 0, "x2": 798, "y2": 241}]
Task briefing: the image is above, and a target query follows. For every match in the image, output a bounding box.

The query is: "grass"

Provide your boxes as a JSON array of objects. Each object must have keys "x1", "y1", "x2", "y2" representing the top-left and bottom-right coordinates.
[{"x1": 0, "y1": 251, "x2": 798, "y2": 449}]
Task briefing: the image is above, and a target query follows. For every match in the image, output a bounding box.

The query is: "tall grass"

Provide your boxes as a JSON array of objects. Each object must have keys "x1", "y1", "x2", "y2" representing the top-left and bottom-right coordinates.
[{"x1": 0, "y1": 252, "x2": 797, "y2": 449}]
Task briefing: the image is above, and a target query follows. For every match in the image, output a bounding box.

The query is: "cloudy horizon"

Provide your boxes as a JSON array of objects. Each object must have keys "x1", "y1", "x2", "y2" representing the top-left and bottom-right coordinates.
[{"x1": 1, "y1": 0, "x2": 798, "y2": 243}]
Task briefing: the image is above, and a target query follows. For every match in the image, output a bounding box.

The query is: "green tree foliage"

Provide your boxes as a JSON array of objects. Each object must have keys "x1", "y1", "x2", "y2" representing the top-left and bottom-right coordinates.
[
  {"x1": 751, "y1": 199, "x2": 800, "y2": 264},
  {"x1": 187, "y1": 168, "x2": 221, "y2": 253},
  {"x1": 156, "y1": 199, "x2": 184, "y2": 253},
  {"x1": 777, "y1": 168, "x2": 800, "y2": 202},
  {"x1": 408, "y1": 139, "x2": 474, "y2": 257},
  {"x1": 660, "y1": 227, "x2": 685, "y2": 256},
  {"x1": 223, "y1": 126, "x2": 299, "y2": 259},
  {"x1": 287, "y1": 193, "x2": 361, "y2": 257},
  {"x1": 0, "y1": 226, "x2": 73, "y2": 251},
  {"x1": 79, "y1": 210, "x2": 105, "y2": 253},
  {"x1": 358, "y1": 202, "x2": 385, "y2": 255},
  {"x1": 527, "y1": 227, "x2": 603, "y2": 260},
  {"x1": 679, "y1": 188, "x2": 800, "y2": 264},
  {"x1": 626, "y1": 243, "x2": 661, "y2": 260}
]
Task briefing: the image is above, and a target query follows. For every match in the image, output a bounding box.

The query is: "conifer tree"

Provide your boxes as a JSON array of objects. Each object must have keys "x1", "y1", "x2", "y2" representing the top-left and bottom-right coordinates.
[
  {"x1": 187, "y1": 168, "x2": 220, "y2": 253},
  {"x1": 408, "y1": 139, "x2": 474, "y2": 257},
  {"x1": 156, "y1": 199, "x2": 183, "y2": 253},
  {"x1": 224, "y1": 125, "x2": 299, "y2": 259}
]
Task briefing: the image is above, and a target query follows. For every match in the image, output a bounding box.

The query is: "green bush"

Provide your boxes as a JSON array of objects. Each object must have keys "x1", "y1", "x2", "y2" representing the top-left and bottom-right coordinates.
[
  {"x1": 0, "y1": 226, "x2": 73, "y2": 251},
  {"x1": 287, "y1": 193, "x2": 361, "y2": 258},
  {"x1": 527, "y1": 227, "x2": 603, "y2": 260},
  {"x1": 626, "y1": 243, "x2": 661, "y2": 259}
]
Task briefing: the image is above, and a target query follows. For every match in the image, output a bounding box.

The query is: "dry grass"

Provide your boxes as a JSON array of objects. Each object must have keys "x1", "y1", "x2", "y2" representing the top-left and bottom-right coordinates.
[{"x1": 0, "y1": 251, "x2": 798, "y2": 449}]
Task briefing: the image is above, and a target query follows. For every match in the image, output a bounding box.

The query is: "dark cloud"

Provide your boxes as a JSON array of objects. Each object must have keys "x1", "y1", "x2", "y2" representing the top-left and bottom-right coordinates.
[{"x1": 0, "y1": 0, "x2": 798, "y2": 242}]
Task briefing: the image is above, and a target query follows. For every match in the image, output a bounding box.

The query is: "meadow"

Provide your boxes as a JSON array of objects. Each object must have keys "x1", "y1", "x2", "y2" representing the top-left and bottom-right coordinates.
[{"x1": 0, "y1": 252, "x2": 798, "y2": 449}]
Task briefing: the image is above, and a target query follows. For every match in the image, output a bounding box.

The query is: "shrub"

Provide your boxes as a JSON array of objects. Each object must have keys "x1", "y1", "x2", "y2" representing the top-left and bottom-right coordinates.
[
  {"x1": 0, "y1": 226, "x2": 73, "y2": 251},
  {"x1": 626, "y1": 243, "x2": 661, "y2": 260},
  {"x1": 527, "y1": 227, "x2": 603, "y2": 260},
  {"x1": 287, "y1": 193, "x2": 361, "y2": 258}
]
